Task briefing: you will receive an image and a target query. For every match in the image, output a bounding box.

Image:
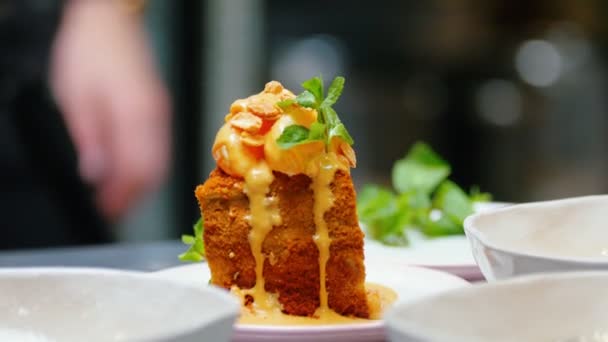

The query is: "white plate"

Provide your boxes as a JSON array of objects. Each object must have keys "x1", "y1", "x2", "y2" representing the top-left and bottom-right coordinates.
[
  {"x1": 152, "y1": 259, "x2": 469, "y2": 342},
  {"x1": 364, "y1": 202, "x2": 509, "y2": 280}
]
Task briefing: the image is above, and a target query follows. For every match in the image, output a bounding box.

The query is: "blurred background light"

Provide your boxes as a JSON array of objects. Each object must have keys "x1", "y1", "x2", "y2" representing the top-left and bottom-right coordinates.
[
  {"x1": 271, "y1": 35, "x2": 347, "y2": 90},
  {"x1": 515, "y1": 40, "x2": 562, "y2": 87},
  {"x1": 476, "y1": 79, "x2": 521, "y2": 127},
  {"x1": 547, "y1": 23, "x2": 591, "y2": 73}
]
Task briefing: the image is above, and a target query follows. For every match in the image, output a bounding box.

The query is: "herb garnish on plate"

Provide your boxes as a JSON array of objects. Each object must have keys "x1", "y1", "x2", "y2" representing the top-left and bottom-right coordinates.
[{"x1": 357, "y1": 142, "x2": 491, "y2": 246}]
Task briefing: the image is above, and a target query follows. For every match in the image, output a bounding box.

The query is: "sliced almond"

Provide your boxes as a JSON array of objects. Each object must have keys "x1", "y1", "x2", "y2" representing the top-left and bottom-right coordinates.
[
  {"x1": 248, "y1": 94, "x2": 282, "y2": 119},
  {"x1": 340, "y1": 142, "x2": 357, "y2": 168},
  {"x1": 264, "y1": 81, "x2": 284, "y2": 94},
  {"x1": 229, "y1": 112, "x2": 262, "y2": 133},
  {"x1": 240, "y1": 132, "x2": 265, "y2": 147},
  {"x1": 230, "y1": 99, "x2": 248, "y2": 114},
  {"x1": 249, "y1": 102, "x2": 281, "y2": 120},
  {"x1": 279, "y1": 89, "x2": 296, "y2": 100}
]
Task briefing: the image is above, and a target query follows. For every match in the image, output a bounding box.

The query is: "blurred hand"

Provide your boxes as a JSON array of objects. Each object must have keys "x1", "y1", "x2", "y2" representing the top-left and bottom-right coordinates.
[{"x1": 51, "y1": 1, "x2": 171, "y2": 220}]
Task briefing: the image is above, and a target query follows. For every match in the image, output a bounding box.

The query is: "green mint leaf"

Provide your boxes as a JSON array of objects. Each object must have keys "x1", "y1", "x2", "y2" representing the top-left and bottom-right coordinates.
[
  {"x1": 329, "y1": 123, "x2": 354, "y2": 146},
  {"x1": 193, "y1": 217, "x2": 203, "y2": 236},
  {"x1": 301, "y1": 76, "x2": 324, "y2": 104},
  {"x1": 377, "y1": 231, "x2": 410, "y2": 246},
  {"x1": 316, "y1": 106, "x2": 327, "y2": 124},
  {"x1": 433, "y1": 180, "x2": 473, "y2": 224},
  {"x1": 277, "y1": 124, "x2": 326, "y2": 149},
  {"x1": 469, "y1": 185, "x2": 492, "y2": 203},
  {"x1": 179, "y1": 217, "x2": 205, "y2": 262},
  {"x1": 193, "y1": 239, "x2": 205, "y2": 255},
  {"x1": 309, "y1": 122, "x2": 326, "y2": 140},
  {"x1": 276, "y1": 75, "x2": 355, "y2": 150},
  {"x1": 295, "y1": 91, "x2": 317, "y2": 108},
  {"x1": 320, "y1": 106, "x2": 337, "y2": 126},
  {"x1": 276, "y1": 125, "x2": 311, "y2": 149},
  {"x1": 357, "y1": 185, "x2": 410, "y2": 246},
  {"x1": 322, "y1": 76, "x2": 345, "y2": 107},
  {"x1": 179, "y1": 248, "x2": 204, "y2": 262},
  {"x1": 323, "y1": 106, "x2": 354, "y2": 145},
  {"x1": 393, "y1": 193, "x2": 417, "y2": 231},
  {"x1": 392, "y1": 142, "x2": 451, "y2": 195},
  {"x1": 421, "y1": 212, "x2": 463, "y2": 237},
  {"x1": 277, "y1": 99, "x2": 295, "y2": 109},
  {"x1": 357, "y1": 185, "x2": 396, "y2": 220},
  {"x1": 181, "y1": 235, "x2": 195, "y2": 245},
  {"x1": 407, "y1": 190, "x2": 432, "y2": 209}
]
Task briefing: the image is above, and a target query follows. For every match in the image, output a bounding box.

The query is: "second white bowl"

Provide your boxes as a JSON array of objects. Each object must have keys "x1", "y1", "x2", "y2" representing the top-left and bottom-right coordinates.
[
  {"x1": 464, "y1": 195, "x2": 608, "y2": 281},
  {"x1": 0, "y1": 267, "x2": 239, "y2": 342},
  {"x1": 386, "y1": 271, "x2": 608, "y2": 342}
]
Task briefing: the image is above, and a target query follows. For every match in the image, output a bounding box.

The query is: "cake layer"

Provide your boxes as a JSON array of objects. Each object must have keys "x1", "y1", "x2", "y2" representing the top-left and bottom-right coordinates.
[{"x1": 196, "y1": 168, "x2": 369, "y2": 318}]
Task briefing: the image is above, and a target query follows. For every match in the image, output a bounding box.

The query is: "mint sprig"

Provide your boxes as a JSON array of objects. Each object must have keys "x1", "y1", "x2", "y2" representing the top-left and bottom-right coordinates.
[
  {"x1": 357, "y1": 142, "x2": 492, "y2": 245},
  {"x1": 178, "y1": 217, "x2": 205, "y2": 262},
  {"x1": 392, "y1": 143, "x2": 451, "y2": 195},
  {"x1": 276, "y1": 76, "x2": 353, "y2": 150}
]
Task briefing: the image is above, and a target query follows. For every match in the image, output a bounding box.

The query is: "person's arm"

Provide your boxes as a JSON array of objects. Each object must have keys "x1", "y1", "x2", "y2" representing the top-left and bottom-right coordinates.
[
  {"x1": 51, "y1": 0, "x2": 171, "y2": 220},
  {"x1": 120, "y1": 0, "x2": 147, "y2": 14}
]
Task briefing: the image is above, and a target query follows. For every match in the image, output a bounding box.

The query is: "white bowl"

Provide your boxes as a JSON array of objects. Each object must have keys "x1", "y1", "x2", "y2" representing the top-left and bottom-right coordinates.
[
  {"x1": 0, "y1": 267, "x2": 239, "y2": 342},
  {"x1": 464, "y1": 195, "x2": 608, "y2": 281},
  {"x1": 386, "y1": 271, "x2": 608, "y2": 342}
]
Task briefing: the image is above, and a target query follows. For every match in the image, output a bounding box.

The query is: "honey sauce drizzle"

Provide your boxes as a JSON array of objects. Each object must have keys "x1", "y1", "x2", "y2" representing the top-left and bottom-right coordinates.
[
  {"x1": 242, "y1": 153, "x2": 343, "y2": 318},
  {"x1": 310, "y1": 153, "x2": 339, "y2": 318},
  {"x1": 243, "y1": 162, "x2": 281, "y2": 311}
]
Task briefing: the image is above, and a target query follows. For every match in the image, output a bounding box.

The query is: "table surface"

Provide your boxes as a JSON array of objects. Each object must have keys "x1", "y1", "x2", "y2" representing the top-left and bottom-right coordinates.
[{"x1": 0, "y1": 240, "x2": 187, "y2": 272}]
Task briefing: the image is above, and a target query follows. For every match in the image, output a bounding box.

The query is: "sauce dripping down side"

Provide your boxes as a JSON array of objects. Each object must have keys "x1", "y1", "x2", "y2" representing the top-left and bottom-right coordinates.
[
  {"x1": 242, "y1": 152, "x2": 347, "y2": 317},
  {"x1": 309, "y1": 153, "x2": 339, "y2": 318},
  {"x1": 243, "y1": 162, "x2": 281, "y2": 311}
]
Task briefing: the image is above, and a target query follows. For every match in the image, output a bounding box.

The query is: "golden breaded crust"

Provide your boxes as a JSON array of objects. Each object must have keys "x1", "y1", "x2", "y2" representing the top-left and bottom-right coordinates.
[{"x1": 196, "y1": 168, "x2": 369, "y2": 318}]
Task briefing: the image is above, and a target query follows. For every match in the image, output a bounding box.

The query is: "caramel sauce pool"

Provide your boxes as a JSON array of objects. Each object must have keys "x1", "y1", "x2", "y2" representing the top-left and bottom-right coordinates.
[{"x1": 236, "y1": 282, "x2": 398, "y2": 325}]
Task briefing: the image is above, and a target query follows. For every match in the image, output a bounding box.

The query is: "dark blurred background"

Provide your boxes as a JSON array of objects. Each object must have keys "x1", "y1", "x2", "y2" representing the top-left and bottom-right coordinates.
[
  {"x1": 142, "y1": 0, "x2": 608, "y2": 242},
  {"x1": 4, "y1": 0, "x2": 608, "y2": 243}
]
